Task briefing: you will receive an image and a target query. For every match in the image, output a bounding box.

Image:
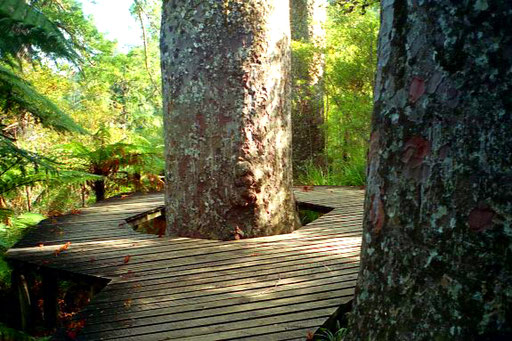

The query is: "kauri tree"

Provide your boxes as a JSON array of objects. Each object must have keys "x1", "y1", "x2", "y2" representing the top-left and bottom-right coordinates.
[
  {"x1": 290, "y1": 0, "x2": 327, "y2": 169},
  {"x1": 161, "y1": 0, "x2": 300, "y2": 240},
  {"x1": 348, "y1": 1, "x2": 512, "y2": 339}
]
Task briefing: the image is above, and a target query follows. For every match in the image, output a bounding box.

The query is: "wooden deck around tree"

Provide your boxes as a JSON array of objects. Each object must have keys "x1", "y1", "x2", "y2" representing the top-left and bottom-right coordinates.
[{"x1": 6, "y1": 186, "x2": 364, "y2": 340}]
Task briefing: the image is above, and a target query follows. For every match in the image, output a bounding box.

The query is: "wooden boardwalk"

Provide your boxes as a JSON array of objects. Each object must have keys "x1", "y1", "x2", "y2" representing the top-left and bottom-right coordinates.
[{"x1": 6, "y1": 186, "x2": 364, "y2": 340}]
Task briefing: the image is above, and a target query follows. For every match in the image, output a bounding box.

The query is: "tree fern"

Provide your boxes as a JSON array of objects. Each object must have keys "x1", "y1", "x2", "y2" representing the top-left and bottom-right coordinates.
[
  {"x1": 0, "y1": 0, "x2": 79, "y2": 62},
  {"x1": 0, "y1": 0, "x2": 87, "y2": 197},
  {"x1": 0, "y1": 65, "x2": 85, "y2": 133}
]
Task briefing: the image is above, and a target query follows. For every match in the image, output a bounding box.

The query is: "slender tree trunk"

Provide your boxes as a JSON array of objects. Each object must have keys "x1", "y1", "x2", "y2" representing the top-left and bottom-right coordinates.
[
  {"x1": 348, "y1": 1, "x2": 512, "y2": 339},
  {"x1": 93, "y1": 180, "x2": 105, "y2": 202},
  {"x1": 81, "y1": 184, "x2": 86, "y2": 207},
  {"x1": 161, "y1": 0, "x2": 300, "y2": 240},
  {"x1": 25, "y1": 186, "x2": 31, "y2": 212},
  {"x1": 290, "y1": 0, "x2": 327, "y2": 169},
  {"x1": 0, "y1": 195, "x2": 10, "y2": 225}
]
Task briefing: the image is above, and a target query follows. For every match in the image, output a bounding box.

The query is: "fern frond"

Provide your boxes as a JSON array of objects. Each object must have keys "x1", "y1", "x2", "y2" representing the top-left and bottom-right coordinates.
[
  {"x1": 0, "y1": 0, "x2": 79, "y2": 62},
  {"x1": 0, "y1": 64, "x2": 86, "y2": 133}
]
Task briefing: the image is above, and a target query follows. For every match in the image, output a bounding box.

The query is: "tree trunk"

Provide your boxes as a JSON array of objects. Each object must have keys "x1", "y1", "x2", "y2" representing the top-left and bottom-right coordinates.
[
  {"x1": 93, "y1": 179, "x2": 105, "y2": 202},
  {"x1": 290, "y1": 0, "x2": 327, "y2": 169},
  {"x1": 348, "y1": 1, "x2": 512, "y2": 339},
  {"x1": 161, "y1": 0, "x2": 300, "y2": 240}
]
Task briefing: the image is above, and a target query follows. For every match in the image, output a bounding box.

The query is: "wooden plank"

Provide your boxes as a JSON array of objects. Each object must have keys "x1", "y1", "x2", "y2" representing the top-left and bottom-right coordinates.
[
  {"x1": 109, "y1": 250, "x2": 358, "y2": 287},
  {"x1": 84, "y1": 277, "x2": 355, "y2": 326},
  {"x1": 91, "y1": 261, "x2": 359, "y2": 305},
  {"x1": 108, "y1": 310, "x2": 337, "y2": 341},
  {"x1": 16, "y1": 228, "x2": 362, "y2": 269},
  {"x1": 83, "y1": 279, "x2": 356, "y2": 322},
  {"x1": 75, "y1": 239, "x2": 362, "y2": 278},
  {"x1": 88, "y1": 273, "x2": 358, "y2": 313},
  {"x1": 82, "y1": 298, "x2": 345, "y2": 339},
  {"x1": 102, "y1": 255, "x2": 353, "y2": 294}
]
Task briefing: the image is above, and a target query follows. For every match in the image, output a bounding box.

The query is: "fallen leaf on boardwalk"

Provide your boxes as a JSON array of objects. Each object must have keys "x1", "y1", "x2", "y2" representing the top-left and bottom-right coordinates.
[
  {"x1": 38, "y1": 243, "x2": 44, "y2": 248},
  {"x1": 54, "y1": 242, "x2": 72, "y2": 256},
  {"x1": 306, "y1": 331, "x2": 315, "y2": 340},
  {"x1": 124, "y1": 255, "x2": 131, "y2": 264},
  {"x1": 301, "y1": 186, "x2": 314, "y2": 192},
  {"x1": 70, "y1": 209, "x2": 82, "y2": 215},
  {"x1": 124, "y1": 299, "x2": 132, "y2": 308},
  {"x1": 121, "y1": 194, "x2": 131, "y2": 199},
  {"x1": 66, "y1": 319, "x2": 86, "y2": 340}
]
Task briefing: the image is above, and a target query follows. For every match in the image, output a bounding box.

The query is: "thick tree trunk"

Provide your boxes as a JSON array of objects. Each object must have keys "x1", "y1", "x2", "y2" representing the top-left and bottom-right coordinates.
[
  {"x1": 290, "y1": 0, "x2": 327, "y2": 169},
  {"x1": 161, "y1": 0, "x2": 300, "y2": 240},
  {"x1": 349, "y1": 1, "x2": 512, "y2": 339}
]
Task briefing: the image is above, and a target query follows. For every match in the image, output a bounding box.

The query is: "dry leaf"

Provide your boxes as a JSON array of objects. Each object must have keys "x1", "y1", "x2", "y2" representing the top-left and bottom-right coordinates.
[{"x1": 54, "y1": 242, "x2": 72, "y2": 256}]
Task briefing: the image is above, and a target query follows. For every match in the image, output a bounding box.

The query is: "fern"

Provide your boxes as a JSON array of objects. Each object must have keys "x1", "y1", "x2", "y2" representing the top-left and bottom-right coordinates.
[
  {"x1": 0, "y1": 0, "x2": 88, "y2": 197},
  {"x1": 0, "y1": 65, "x2": 85, "y2": 134},
  {"x1": 0, "y1": 0, "x2": 79, "y2": 62}
]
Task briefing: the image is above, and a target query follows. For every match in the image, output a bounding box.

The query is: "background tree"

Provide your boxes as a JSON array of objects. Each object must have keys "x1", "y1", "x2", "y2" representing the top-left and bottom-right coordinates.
[
  {"x1": 290, "y1": 0, "x2": 327, "y2": 170},
  {"x1": 349, "y1": 1, "x2": 512, "y2": 339},
  {"x1": 161, "y1": 0, "x2": 300, "y2": 240},
  {"x1": 295, "y1": 1, "x2": 378, "y2": 187}
]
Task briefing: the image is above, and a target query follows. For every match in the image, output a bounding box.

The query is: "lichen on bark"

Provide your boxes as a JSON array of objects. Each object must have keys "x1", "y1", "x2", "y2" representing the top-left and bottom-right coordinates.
[
  {"x1": 348, "y1": 0, "x2": 512, "y2": 339},
  {"x1": 161, "y1": 0, "x2": 300, "y2": 240}
]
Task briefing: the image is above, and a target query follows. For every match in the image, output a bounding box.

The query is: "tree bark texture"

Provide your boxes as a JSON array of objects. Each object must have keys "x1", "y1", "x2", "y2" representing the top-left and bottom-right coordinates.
[
  {"x1": 290, "y1": 0, "x2": 327, "y2": 169},
  {"x1": 161, "y1": 0, "x2": 300, "y2": 240},
  {"x1": 349, "y1": 1, "x2": 512, "y2": 339}
]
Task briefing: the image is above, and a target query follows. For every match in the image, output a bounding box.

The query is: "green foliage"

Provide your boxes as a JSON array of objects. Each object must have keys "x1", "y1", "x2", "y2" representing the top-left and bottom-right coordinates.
[
  {"x1": 0, "y1": 0, "x2": 88, "y2": 204},
  {"x1": 0, "y1": 212, "x2": 44, "y2": 287},
  {"x1": 316, "y1": 321, "x2": 348, "y2": 341},
  {"x1": 324, "y1": 5, "x2": 378, "y2": 167},
  {"x1": 0, "y1": 0, "x2": 79, "y2": 63},
  {"x1": 298, "y1": 158, "x2": 366, "y2": 186},
  {"x1": 298, "y1": 209, "x2": 323, "y2": 226},
  {"x1": 0, "y1": 322, "x2": 50, "y2": 341},
  {"x1": 58, "y1": 127, "x2": 164, "y2": 199},
  {"x1": 329, "y1": 0, "x2": 379, "y2": 14},
  {"x1": 296, "y1": 4, "x2": 378, "y2": 186},
  {"x1": 0, "y1": 65, "x2": 85, "y2": 134},
  {"x1": 291, "y1": 40, "x2": 316, "y2": 84},
  {"x1": 0, "y1": 0, "x2": 82, "y2": 134}
]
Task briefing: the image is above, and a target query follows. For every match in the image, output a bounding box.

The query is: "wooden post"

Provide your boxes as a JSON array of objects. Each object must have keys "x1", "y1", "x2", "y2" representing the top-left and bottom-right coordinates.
[
  {"x1": 12, "y1": 268, "x2": 32, "y2": 332},
  {"x1": 42, "y1": 269, "x2": 58, "y2": 329}
]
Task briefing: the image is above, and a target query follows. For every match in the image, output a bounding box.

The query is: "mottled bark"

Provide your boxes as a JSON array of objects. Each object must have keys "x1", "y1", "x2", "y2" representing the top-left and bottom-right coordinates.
[
  {"x1": 349, "y1": 1, "x2": 512, "y2": 340},
  {"x1": 290, "y1": 0, "x2": 327, "y2": 169},
  {"x1": 161, "y1": 0, "x2": 300, "y2": 240}
]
